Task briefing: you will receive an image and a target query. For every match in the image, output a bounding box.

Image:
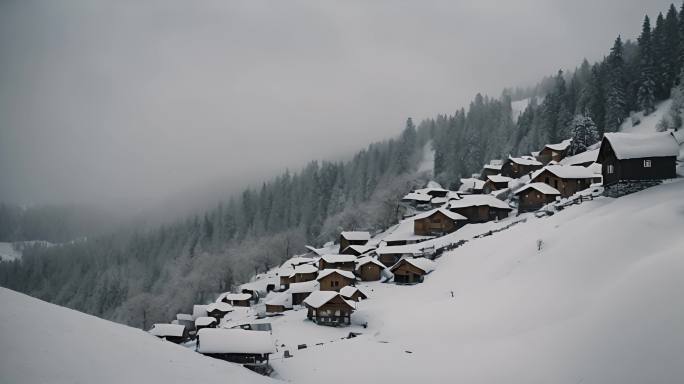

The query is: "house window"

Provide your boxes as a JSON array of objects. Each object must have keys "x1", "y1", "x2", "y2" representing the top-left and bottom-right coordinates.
[
  {"x1": 607, "y1": 164, "x2": 614, "y2": 174},
  {"x1": 643, "y1": 159, "x2": 652, "y2": 168}
]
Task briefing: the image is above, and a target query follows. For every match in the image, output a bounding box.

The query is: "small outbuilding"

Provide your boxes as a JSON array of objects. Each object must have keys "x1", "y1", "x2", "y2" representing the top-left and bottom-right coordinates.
[
  {"x1": 317, "y1": 269, "x2": 356, "y2": 291},
  {"x1": 217, "y1": 292, "x2": 252, "y2": 307},
  {"x1": 501, "y1": 156, "x2": 543, "y2": 179},
  {"x1": 264, "y1": 292, "x2": 293, "y2": 314},
  {"x1": 538, "y1": 139, "x2": 572, "y2": 164},
  {"x1": 197, "y1": 328, "x2": 275, "y2": 367},
  {"x1": 318, "y1": 254, "x2": 357, "y2": 271},
  {"x1": 149, "y1": 323, "x2": 187, "y2": 344},
  {"x1": 195, "y1": 316, "x2": 218, "y2": 332},
  {"x1": 339, "y1": 231, "x2": 371, "y2": 253},
  {"x1": 289, "y1": 263, "x2": 319, "y2": 283},
  {"x1": 339, "y1": 286, "x2": 367, "y2": 302},
  {"x1": 514, "y1": 182, "x2": 561, "y2": 212},
  {"x1": 447, "y1": 195, "x2": 512, "y2": 223},
  {"x1": 303, "y1": 291, "x2": 355, "y2": 326},
  {"x1": 390, "y1": 258, "x2": 436, "y2": 285},
  {"x1": 287, "y1": 280, "x2": 320, "y2": 305},
  {"x1": 176, "y1": 313, "x2": 195, "y2": 331},
  {"x1": 355, "y1": 256, "x2": 386, "y2": 281},
  {"x1": 483, "y1": 174, "x2": 513, "y2": 193}
]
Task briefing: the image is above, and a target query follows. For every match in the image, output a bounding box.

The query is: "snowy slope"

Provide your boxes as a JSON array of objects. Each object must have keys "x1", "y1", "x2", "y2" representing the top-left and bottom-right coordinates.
[
  {"x1": 0, "y1": 288, "x2": 275, "y2": 384},
  {"x1": 270, "y1": 180, "x2": 684, "y2": 383},
  {"x1": 0, "y1": 242, "x2": 21, "y2": 261},
  {"x1": 511, "y1": 98, "x2": 531, "y2": 123},
  {"x1": 620, "y1": 99, "x2": 672, "y2": 133}
]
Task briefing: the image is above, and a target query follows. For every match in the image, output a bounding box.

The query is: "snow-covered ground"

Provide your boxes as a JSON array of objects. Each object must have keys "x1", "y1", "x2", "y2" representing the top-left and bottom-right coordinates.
[
  {"x1": 0, "y1": 288, "x2": 275, "y2": 384},
  {"x1": 416, "y1": 142, "x2": 435, "y2": 176},
  {"x1": 268, "y1": 180, "x2": 684, "y2": 383},
  {"x1": 621, "y1": 99, "x2": 672, "y2": 134},
  {"x1": 511, "y1": 97, "x2": 533, "y2": 123},
  {"x1": 0, "y1": 242, "x2": 22, "y2": 261}
]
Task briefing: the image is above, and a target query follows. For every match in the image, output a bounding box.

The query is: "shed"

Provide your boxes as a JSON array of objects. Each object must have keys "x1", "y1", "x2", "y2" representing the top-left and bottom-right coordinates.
[
  {"x1": 597, "y1": 132, "x2": 679, "y2": 196},
  {"x1": 530, "y1": 165, "x2": 595, "y2": 198},
  {"x1": 412, "y1": 208, "x2": 467, "y2": 237},
  {"x1": 538, "y1": 139, "x2": 572, "y2": 164},
  {"x1": 514, "y1": 182, "x2": 561, "y2": 212},
  {"x1": 264, "y1": 292, "x2": 293, "y2": 313},
  {"x1": 289, "y1": 263, "x2": 319, "y2": 283},
  {"x1": 339, "y1": 231, "x2": 371, "y2": 253},
  {"x1": 458, "y1": 178, "x2": 485, "y2": 194},
  {"x1": 390, "y1": 258, "x2": 436, "y2": 285},
  {"x1": 303, "y1": 291, "x2": 355, "y2": 326},
  {"x1": 287, "y1": 280, "x2": 320, "y2": 305},
  {"x1": 317, "y1": 269, "x2": 356, "y2": 291},
  {"x1": 195, "y1": 316, "x2": 218, "y2": 332},
  {"x1": 355, "y1": 256, "x2": 386, "y2": 281},
  {"x1": 318, "y1": 254, "x2": 357, "y2": 271},
  {"x1": 149, "y1": 323, "x2": 187, "y2": 344},
  {"x1": 206, "y1": 302, "x2": 234, "y2": 320},
  {"x1": 176, "y1": 313, "x2": 195, "y2": 331},
  {"x1": 339, "y1": 286, "x2": 367, "y2": 302},
  {"x1": 501, "y1": 156, "x2": 543, "y2": 179},
  {"x1": 483, "y1": 174, "x2": 513, "y2": 193},
  {"x1": 197, "y1": 328, "x2": 275, "y2": 366},
  {"x1": 480, "y1": 162, "x2": 503, "y2": 180},
  {"x1": 447, "y1": 195, "x2": 512, "y2": 223},
  {"x1": 217, "y1": 292, "x2": 252, "y2": 307}
]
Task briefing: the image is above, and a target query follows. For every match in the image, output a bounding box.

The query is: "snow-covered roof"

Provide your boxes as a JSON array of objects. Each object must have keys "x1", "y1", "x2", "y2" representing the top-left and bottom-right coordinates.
[
  {"x1": 149, "y1": 323, "x2": 185, "y2": 338},
  {"x1": 483, "y1": 164, "x2": 503, "y2": 171},
  {"x1": 342, "y1": 245, "x2": 375, "y2": 255},
  {"x1": 489, "y1": 159, "x2": 503, "y2": 166},
  {"x1": 587, "y1": 162, "x2": 602, "y2": 175},
  {"x1": 355, "y1": 256, "x2": 386, "y2": 270},
  {"x1": 603, "y1": 132, "x2": 680, "y2": 160},
  {"x1": 381, "y1": 218, "x2": 435, "y2": 243},
  {"x1": 316, "y1": 269, "x2": 356, "y2": 281},
  {"x1": 303, "y1": 291, "x2": 355, "y2": 309},
  {"x1": 507, "y1": 155, "x2": 543, "y2": 166},
  {"x1": 391, "y1": 257, "x2": 436, "y2": 274},
  {"x1": 448, "y1": 194, "x2": 512, "y2": 210},
  {"x1": 402, "y1": 192, "x2": 432, "y2": 202},
  {"x1": 430, "y1": 196, "x2": 447, "y2": 204},
  {"x1": 176, "y1": 313, "x2": 193, "y2": 322},
  {"x1": 195, "y1": 316, "x2": 217, "y2": 327},
  {"x1": 340, "y1": 286, "x2": 365, "y2": 299},
  {"x1": 264, "y1": 292, "x2": 293, "y2": 308},
  {"x1": 559, "y1": 149, "x2": 599, "y2": 166},
  {"x1": 514, "y1": 182, "x2": 561, "y2": 196},
  {"x1": 206, "y1": 302, "x2": 234, "y2": 313},
  {"x1": 304, "y1": 245, "x2": 326, "y2": 256},
  {"x1": 217, "y1": 292, "x2": 252, "y2": 302},
  {"x1": 340, "y1": 231, "x2": 371, "y2": 241},
  {"x1": 531, "y1": 164, "x2": 596, "y2": 180},
  {"x1": 289, "y1": 263, "x2": 319, "y2": 276},
  {"x1": 486, "y1": 174, "x2": 513, "y2": 183},
  {"x1": 376, "y1": 243, "x2": 428, "y2": 256},
  {"x1": 286, "y1": 280, "x2": 320, "y2": 294},
  {"x1": 544, "y1": 138, "x2": 572, "y2": 152},
  {"x1": 413, "y1": 208, "x2": 467, "y2": 222},
  {"x1": 282, "y1": 256, "x2": 316, "y2": 267},
  {"x1": 197, "y1": 328, "x2": 275, "y2": 354},
  {"x1": 459, "y1": 178, "x2": 486, "y2": 192},
  {"x1": 320, "y1": 254, "x2": 357, "y2": 263}
]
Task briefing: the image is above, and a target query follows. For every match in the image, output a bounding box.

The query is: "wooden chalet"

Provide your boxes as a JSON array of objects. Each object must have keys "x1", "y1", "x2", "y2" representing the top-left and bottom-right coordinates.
[
  {"x1": 340, "y1": 286, "x2": 367, "y2": 302},
  {"x1": 375, "y1": 244, "x2": 424, "y2": 267},
  {"x1": 501, "y1": 156, "x2": 543, "y2": 179},
  {"x1": 480, "y1": 161, "x2": 503, "y2": 180},
  {"x1": 514, "y1": 182, "x2": 561, "y2": 212},
  {"x1": 401, "y1": 192, "x2": 432, "y2": 209},
  {"x1": 303, "y1": 291, "x2": 355, "y2": 326},
  {"x1": 287, "y1": 280, "x2": 320, "y2": 305},
  {"x1": 538, "y1": 139, "x2": 572, "y2": 164},
  {"x1": 341, "y1": 244, "x2": 375, "y2": 256},
  {"x1": 197, "y1": 328, "x2": 275, "y2": 368},
  {"x1": 318, "y1": 254, "x2": 357, "y2": 271},
  {"x1": 149, "y1": 323, "x2": 188, "y2": 344},
  {"x1": 483, "y1": 174, "x2": 513, "y2": 193},
  {"x1": 194, "y1": 316, "x2": 218, "y2": 332},
  {"x1": 390, "y1": 257, "x2": 435, "y2": 285},
  {"x1": 530, "y1": 165, "x2": 596, "y2": 198},
  {"x1": 338, "y1": 231, "x2": 371, "y2": 253},
  {"x1": 355, "y1": 256, "x2": 386, "y2": 281},
  {"x1": 289, "y1": 264, "x2": 319, "y2": 282},
  {"x1": 597, "y1": 132, "x2": 679, "y2": 196},
  {"x1": 218, "y1": 292, "x2": 252, "y2": 307},
  {"x1": 412, "y1": 208, "x2": 467, "y2": 237},
  {"x1": 447, "y1": 195, "x2": 512, "y2": 223},
  {"x1": 559, "y1": 148, "x2": 599, "y2": 167},
  {"x1": 206, "y1": 302, "x2": 234, "y2": 320},
  {"x1": 264, "y1": 292, "x2": 293, "y2": 313},
  {"x1": 317, "y1": 269, "x2": 356, "y2": 291}
]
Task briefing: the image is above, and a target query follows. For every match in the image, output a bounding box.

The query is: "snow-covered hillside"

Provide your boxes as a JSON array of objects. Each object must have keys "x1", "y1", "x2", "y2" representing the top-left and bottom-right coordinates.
[
  {"x1": 0, "y1": 242, "x2": 22, "y2": 261},
  {"x1": 0, "y1": 288, "x2": 274, "y2": 384},
  {"x1": 268, "y1": 180, "x2": 684, "y2": 383},
  {"x1": 511, "y1": 98, "x2": 532, "y2": 123},
  {"x1": 621, "y1": 99, "x2": 672, "y2": 134}
]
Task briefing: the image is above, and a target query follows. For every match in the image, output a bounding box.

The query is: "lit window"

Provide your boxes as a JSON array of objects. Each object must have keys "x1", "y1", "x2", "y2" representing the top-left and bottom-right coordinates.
[
  {"x1": 643, "y1": 159, "x2": 652, "y2": 168},
  {"x1": 607, "y1": 165, "x2": 614, "y2": 174}
]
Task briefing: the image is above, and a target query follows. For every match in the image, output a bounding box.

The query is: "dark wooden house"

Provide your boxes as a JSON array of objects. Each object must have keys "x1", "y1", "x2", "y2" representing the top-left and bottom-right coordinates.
[
  {"x1": 338, "y1": 231, "x2": 371, "y2": 253},
  {"x1": 303, "y1": 291, "x2": 355, "y2": 326},
  {"x1": 483, "y1": 174, "x2": 513, "y2": 193},
  {"x1": 218, "y1": 292, "x2": 252, "y2": 307},
  {"x1": 480, "y1": 162, "x2": 503, "y2": 180},
  {"x1": 537, "y1": 139, "x2": 572, "y2": 164},
  {"x1": 149, "y1": 323, "x2": 188, "y2": 344},
  {"x1": 501, "y1": 156, "x2": 543, "y2": 179},
  {"x1": 264, "y1": 292, "x2": 293, "y2": 313},
  {"x1": 289, "y1": 264, "x2": 319, "y2": 282},
  {"x1": 197, "y1": 328, "x2": 275, "y2": 368},
  {"x1": 194, "y1": 316, "x2": 218, "y2": 332},
  {"x1": 597, "y1": 132, "x2": 679, "y2": 196},
  {"x1": 412, "y1": 208, "x2": 467, "y2": 237},
  {"x1": 340, "y1": 286, "x2": 367, "y2": 302},
  {"x1": 390, "y1": 258, "x2": 435, "y2": 285},
  {"x1": 530, "y1": 165, "x2": 596, "y2": 198},
  {"x1": 317, "y1": 269, "x2": 356, "y2": 291},
  {"x1": 287, "y1": 280, "x2": 320, "y2": 305},
  {"x1": 355, "y1": 256, "x2": 386, "y2": 281},
  {"x1": 318, "y1": 254, "x2": 357, "y2": 271},
  {"x1": 514, "y1": 182, "x2": 561, "y2": 212},
  {"x1": 448, "y1": 195, "x2": 512, "y2": 223},
  {"x1": 206, "y1": 302, "x2": 234, "y2": 320}
]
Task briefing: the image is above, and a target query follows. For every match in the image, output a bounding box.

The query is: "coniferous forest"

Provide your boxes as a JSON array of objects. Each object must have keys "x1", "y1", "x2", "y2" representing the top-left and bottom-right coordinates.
[{"x1": 2, "y1": 2, "x2": 683, "y2": 328}]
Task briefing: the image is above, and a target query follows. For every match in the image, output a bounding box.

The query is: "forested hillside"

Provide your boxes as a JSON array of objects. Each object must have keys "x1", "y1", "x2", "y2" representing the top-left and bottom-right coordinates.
[{"x1": 2, "y1": 2, "x2": 683, "y2": 328}]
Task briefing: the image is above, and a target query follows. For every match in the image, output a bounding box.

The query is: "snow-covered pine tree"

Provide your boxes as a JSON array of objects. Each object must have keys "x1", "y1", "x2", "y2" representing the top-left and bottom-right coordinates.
[
  {"x1": 568, "y1": 114, "x2": 600, "y2": 155},
  {"x1": 604, "y1": 36, "x2": 628, "y2": 132},
  {"x1": 637, "y1": 15, "x2": 656, "y2": 115}
]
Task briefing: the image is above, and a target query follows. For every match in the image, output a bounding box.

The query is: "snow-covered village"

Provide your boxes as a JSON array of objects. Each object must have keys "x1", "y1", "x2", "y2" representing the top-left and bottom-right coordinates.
[{"x1": 2, "y1": 1, "x2": 684, "y2": 384}]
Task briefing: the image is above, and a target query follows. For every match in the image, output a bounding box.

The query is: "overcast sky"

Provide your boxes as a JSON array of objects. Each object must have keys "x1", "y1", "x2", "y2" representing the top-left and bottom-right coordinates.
[{"x1": 0, "y1": 0, "x2": 673, "y2": 211}]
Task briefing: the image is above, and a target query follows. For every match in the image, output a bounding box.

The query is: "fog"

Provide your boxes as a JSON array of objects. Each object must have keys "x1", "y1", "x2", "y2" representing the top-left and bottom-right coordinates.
[{"x1": 0, "y1": 0, "x2": 671, "y2": 213}]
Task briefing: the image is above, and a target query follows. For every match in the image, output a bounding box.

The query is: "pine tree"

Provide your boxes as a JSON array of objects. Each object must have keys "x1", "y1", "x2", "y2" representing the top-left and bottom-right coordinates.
[
  {"x1": 637, "y1": 15, "x2": 656, "y2": 114},
  {"x1": 604, "y1": 36, "x2": 628, "y2": 132},
  {"x1": 664, "y1": 4, "x2": 681, "y2": 90},
  {"x1": 568, "y1": 114, "x2": 600, "y2": 155},
  {"x1": 653, "y1": 13, "x2": 670, "y2": 99}
]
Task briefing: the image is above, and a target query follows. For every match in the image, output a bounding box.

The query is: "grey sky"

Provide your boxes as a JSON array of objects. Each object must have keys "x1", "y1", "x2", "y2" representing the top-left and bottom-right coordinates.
[{"x1": 0, "y1": 0, "x2": 673, "y2": 210}]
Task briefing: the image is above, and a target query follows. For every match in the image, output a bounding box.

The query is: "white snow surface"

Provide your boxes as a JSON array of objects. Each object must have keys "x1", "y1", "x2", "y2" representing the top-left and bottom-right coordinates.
[
  {"x1": 531, "y1": 164, "x2": 597, "y2": 180},
  {"x1": 514, "y1": 182, "x2": 561, "y2": 195},
  {"x1": 559, "y1": 148, "x2": 599, "y2": 166},
  {"x1": 621, "y1": 99, "x2": 672, "y2": 133},
  {"x1": 0, "y1": 288, "x2": 273, "y2": 384},
  {"x1": 270, "y1": 180, "x2": 684, "y2": 383},
  {"x1": 149, "y1": 323, "x2": 185, "y2": 337},
  {"x1": 197, "y1": 328, "x2": 275, "y2": 354},
  {"x1": 339, "y1": 231, "x2": 370, "y2": 241},
  {"x1": 316, "y1": 269, "x2": 356, "y2": 281}
]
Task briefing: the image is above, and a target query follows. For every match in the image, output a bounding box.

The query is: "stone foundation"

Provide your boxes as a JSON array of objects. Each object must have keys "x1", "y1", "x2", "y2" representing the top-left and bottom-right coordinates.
[{"x1": 603, "y1": 180, "x2": 663, "y2": 198}]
